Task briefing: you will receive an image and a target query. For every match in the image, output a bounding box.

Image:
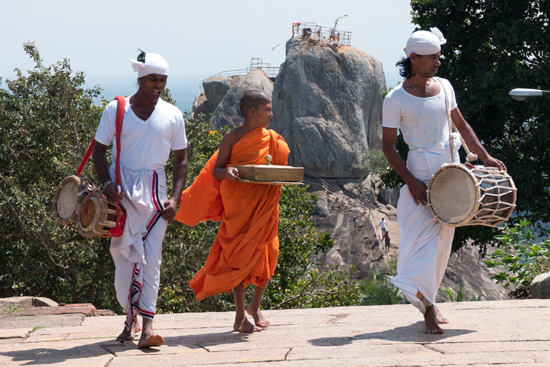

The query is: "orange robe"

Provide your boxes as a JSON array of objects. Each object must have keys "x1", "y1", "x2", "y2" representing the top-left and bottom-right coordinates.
[{"x1": 175, "y1": 127, "x2": 290, "y2": 301}]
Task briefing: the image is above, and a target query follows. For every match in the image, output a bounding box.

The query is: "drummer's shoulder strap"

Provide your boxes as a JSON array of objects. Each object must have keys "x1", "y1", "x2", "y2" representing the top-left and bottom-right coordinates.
[
  {"x1": 75, "y1": 96, "x2": 126, "y2": 177},
  {"x1": 436, "y1": 77, "x2": 478, "y2": 163},
  {"x1": 113, "y1": 96, "x2": 125, "y2": 187}
]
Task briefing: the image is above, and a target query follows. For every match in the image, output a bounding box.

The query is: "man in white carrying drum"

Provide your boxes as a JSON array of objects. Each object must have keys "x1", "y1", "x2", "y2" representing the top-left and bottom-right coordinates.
[
  {"x1": 92, "y1": 51, "x2": 188, "y2": 347},
  {"x1": 382, "y1": 28, "x2": 505, "y2": 334}
]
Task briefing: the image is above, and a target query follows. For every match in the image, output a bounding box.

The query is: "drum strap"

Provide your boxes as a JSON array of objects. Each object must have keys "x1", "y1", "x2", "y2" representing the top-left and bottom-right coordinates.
[
  {"x1": 76, "y1": 96, "x2": 127, "y2": 237},
  {"x1": 437, "y1": 77, "x2": 478, "y2": 163}
]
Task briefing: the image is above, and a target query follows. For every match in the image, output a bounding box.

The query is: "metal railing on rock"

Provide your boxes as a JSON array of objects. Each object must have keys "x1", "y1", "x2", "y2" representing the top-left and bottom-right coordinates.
[
  {"x1": 292, "y1": 22, "x2": 352, "y2": 46},
  {"x1": 195, "y1": 58, "x2": 280, "y2": 98}
]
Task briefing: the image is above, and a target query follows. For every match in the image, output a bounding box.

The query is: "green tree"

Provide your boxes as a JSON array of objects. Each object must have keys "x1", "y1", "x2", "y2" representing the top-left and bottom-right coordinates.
[
  {"x1": 0, "y1": 42, "x2": 116, "y2": 307},
  {"x1": 383, "y1": 1, "x2": 550, "y2": 252}
]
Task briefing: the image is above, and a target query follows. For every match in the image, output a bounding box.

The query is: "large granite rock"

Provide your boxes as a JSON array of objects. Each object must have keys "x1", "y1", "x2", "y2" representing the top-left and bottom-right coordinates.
[
  {"x1": 438, "y1": 244, "x2": 512, "y2": 302},
  {"x1": 270, "y1": 36, "x2": 387, "y2": 178},
  {"x1": 192, "y1": 76, "x2": 241, "y2": 122},
  {"x1": 210, "y1": 68, "x2": 274, "y2": 129},
  {"x1": 203, "y1": 76, "x2": 236, "y2": 106},
  {"x1": 529, "y1": 272, "x2": 550, "y2": 299}
]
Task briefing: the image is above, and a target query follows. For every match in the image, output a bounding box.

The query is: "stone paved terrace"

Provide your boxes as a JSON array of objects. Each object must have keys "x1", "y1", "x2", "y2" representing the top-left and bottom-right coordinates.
[{"x1": 0, "y1": 299, "x2": 549, "y2": 366}]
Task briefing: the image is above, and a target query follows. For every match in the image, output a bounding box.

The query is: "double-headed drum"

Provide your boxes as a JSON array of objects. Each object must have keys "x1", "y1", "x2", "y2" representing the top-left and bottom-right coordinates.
[
  {"x1": 427, "y1": 164, "x2": 516, "y2": 227},
  {"x1": 77, "y1": 192, "x2": 125, "y2": 238},
  {"x1": 52, "y1": 175, "x2": 97, "y2": 226}
]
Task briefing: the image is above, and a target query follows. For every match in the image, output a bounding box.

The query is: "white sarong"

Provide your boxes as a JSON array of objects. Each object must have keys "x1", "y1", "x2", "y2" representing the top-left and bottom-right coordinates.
[
  {"x1": 109, "y1": 165, "x2": 168, "y2": 320},
  {"x1": 391, "y1": 135, "x2": 461, "y2": 314}
]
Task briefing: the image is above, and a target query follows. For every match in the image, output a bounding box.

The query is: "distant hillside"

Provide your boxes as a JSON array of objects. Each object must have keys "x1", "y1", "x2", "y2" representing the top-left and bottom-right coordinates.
[{"x1": 84, "y1": 74, "x2": 209, "y2": 113}]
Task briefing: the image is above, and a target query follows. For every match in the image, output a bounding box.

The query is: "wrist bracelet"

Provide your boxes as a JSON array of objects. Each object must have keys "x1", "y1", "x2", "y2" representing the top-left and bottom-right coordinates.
[{"x1": 102, "y1": 180, "x2": 115, "y2": 190}]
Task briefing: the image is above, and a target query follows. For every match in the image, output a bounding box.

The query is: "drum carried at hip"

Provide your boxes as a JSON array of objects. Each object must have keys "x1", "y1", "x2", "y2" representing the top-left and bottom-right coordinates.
[
  {"x1": 52, "y1": 96, "x2": 127, "y2": 238},
  {"x1": 427, "y1": 163, "x2": 516, "y2": 228}
]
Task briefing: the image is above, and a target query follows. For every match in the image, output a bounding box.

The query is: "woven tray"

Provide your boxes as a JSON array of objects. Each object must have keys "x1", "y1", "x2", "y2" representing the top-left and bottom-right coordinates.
[
  {"x1": 233, "y1": 155, "x2": 304, "y2": 184},
  {"x1": 235, "y1": 177, "x2": 303, "y2": 186}
]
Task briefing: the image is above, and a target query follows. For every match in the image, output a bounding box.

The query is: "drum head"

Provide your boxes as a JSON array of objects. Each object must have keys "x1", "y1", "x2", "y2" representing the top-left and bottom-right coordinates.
[
  {"x1": 55, "y1": 176, "x2": 82, "y2": 221},
  {"x1": 429, "y1": 167, "x2": 478, "y2": 224}
]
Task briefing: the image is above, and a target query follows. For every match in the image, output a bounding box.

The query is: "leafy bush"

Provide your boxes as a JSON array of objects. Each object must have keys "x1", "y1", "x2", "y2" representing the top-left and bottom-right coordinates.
[
  {"x1": 485, "y1": 220, "x2": 550, "y2": 298},
  {"x1": 440, "y1": 283, "x2": 481, "y2": 302},
  {"x1": 352, "y1": 149, "x2": 389, "y2": 177},
  {"x1": 359, "y1": 261, "x2": 408, "y2": 305}
]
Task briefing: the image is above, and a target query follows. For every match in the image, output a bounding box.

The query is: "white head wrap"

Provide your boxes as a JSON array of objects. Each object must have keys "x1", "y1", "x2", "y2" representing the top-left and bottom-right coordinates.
[
  {"x1": 404, "y1": 27, "x2": 447, "y2": 57},
  {"x1": 131, "y1": 53, "x2": 169, "y2": 79}
]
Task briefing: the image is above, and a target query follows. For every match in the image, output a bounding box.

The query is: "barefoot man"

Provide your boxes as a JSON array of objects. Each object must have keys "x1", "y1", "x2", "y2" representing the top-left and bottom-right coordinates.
[
  {"x1": 92, "y1": 51, "x2": 188, "y2": 347},
  {"x1": 175, "y1": 90, "x2": 288, "y2": 332},
  {"x1": 382, "y1": 28, "x2": 505, "y2": 334}
]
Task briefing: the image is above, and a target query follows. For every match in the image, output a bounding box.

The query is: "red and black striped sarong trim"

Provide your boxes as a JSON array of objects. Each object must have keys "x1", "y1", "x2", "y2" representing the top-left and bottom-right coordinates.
[
  {"x1": 139, "y1": 308, "x2": 155, "y2": 319},
  {"x1": 143, "y1": 172, "x2": 163, "y2": 242}
]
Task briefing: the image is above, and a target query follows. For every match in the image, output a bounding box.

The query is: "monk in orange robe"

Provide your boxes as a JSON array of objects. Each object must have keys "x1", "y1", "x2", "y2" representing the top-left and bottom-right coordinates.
[{"x1": 175, "y1": 90, "x2": 290, "y2": 333}]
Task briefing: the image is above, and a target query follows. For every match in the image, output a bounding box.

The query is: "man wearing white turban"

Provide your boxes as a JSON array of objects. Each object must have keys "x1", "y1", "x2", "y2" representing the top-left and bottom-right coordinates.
[
  {"x1": 93, "y1": 50, "x2": 188, "y2": 348},
  {"x1": 382, "y1": 28, "x2": 506, "y2": 333}
]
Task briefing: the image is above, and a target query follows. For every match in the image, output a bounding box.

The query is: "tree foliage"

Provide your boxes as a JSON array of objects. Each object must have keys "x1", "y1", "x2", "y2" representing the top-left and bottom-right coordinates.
[
  {"x1": 485, "y1": 220, "x2": 550, "y2": 298},
  {"x1": 383, "y1": 1, "x2": 550, "y2": 251},
  {"x1": 352, "y1": 149, "x2": 390, "y2": 178},
  {"x1": 0, "y1": 44, "x2": 360, "y2": 313},
  {"x1": 0, "y1": 42, "x2": 114, "y2": 307}
]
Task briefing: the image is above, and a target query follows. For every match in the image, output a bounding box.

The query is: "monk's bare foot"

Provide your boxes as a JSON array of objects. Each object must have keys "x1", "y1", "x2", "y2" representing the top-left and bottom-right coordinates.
[
  {"x1": 434, "y1": 306, "x2": 449, "y2": 324},
  {"x1": 116, "y1": 317, "x2": 141, "y2": 343},
  {"x1": 246, "y1": 305, "x2": 270, "y2": 328},
  {"x1": 234, "y1": 314, "x2": 261, "y2": 333},
  {"x1": 424, "y1": 306, "x2": 444, "y2": 334},
  {"x1": 138, "y1": 334, "x2": 164, "y2": 349}
]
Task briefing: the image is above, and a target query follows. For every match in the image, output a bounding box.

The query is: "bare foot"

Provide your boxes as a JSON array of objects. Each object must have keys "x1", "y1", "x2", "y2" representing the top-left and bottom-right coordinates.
[
  {"x1": 246, "y1": 305, "x2": 270, "y2": 328},
  {"x1": 434, "y1": 306, "x2": 449, "y2": 324},
  {"x1": 424, "y1": 306, "x2": 444, "y2": 334},
  {"x1": 234, "y1": 313, "x2": 261, "y2": 333},
  {"x1": 116, "y1": 317, "x2": 141, "y2": 343},
  {"x1": 138, "y1": 334, "x2": 164, "y2": 349}
]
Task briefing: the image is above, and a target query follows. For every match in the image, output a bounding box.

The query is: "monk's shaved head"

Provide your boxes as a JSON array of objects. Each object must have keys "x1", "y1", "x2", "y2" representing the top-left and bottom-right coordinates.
[{"x1": 239, "y1": 90, "x2": 271, "y2": 117}]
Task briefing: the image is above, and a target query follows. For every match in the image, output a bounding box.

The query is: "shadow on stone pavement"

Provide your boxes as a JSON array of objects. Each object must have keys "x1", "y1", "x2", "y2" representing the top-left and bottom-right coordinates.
[{"x1": 308, "y1": 321, "x2": 475, "y2": 346}]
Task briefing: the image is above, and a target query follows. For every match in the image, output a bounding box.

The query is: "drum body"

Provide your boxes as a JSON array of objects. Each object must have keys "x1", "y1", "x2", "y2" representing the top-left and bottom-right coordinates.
[
  {"x1": 53, "y1": 175, "x2": 97, "y2": 225},
  {"x1": 427, "y1": 164, "x2": 516, "y2": 227},
  {"x1": 77, "y1": 192, "x2": 125, "y2": 238}
]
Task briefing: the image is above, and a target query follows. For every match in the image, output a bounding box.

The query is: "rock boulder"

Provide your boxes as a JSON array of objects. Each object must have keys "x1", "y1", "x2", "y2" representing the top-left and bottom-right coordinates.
[
  {"x1": 529, "y1": 272, "x2": 550, "y2": 299},
  {"x1": 210, "y1": 68, "x2": 274, "y2": 129},
  {"x1": 270, "y1": 37, "x2": 387, "y2": 178}
]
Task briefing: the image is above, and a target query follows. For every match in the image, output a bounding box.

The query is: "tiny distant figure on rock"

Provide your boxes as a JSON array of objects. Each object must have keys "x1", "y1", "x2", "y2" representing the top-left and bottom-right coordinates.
[
  {"x1": 383, "y1": 231, "x2": 391, "y2": 254},
  {"x1": 378, "y1": 218, "x2": 387, "y2": 237},
  {"x1": 92, "y1": 51, "x2": 188, "y2": 348},
  {"x1": 175, "y1": 90, "x2": 290, "y2": 333},
  {"x1": 381, "y1": 28, "x2": 506, "y2": 334}
]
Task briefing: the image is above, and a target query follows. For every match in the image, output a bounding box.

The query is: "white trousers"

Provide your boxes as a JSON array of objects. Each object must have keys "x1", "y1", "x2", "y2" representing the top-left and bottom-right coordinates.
[{"x1": 391, "y1": 138, "x2": 459, "y2": 314}]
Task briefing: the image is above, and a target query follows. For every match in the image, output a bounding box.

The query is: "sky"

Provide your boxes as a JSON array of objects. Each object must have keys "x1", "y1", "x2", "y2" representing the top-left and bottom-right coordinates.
[{"x1": 0, "y1": 0, "x2": 416, "y2": 88}]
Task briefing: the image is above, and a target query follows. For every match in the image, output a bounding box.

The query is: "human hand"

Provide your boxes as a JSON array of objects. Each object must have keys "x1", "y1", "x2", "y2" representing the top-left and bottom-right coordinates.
[
  {"x1": 482, "y1": 156, "x2": 507, "y2": 171},
  {"x1": 105, "y1": 183, "x2": 124, "y2": 203},
  {"x1": 160, "y1": 197, "x2": 178, "y2": 222},
  {"x1": 406, "y1": 176, "x2": 428, "y2": 206},
  {"x1": 226, "y1": 167, "x2": 239, "y2": 181}
]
